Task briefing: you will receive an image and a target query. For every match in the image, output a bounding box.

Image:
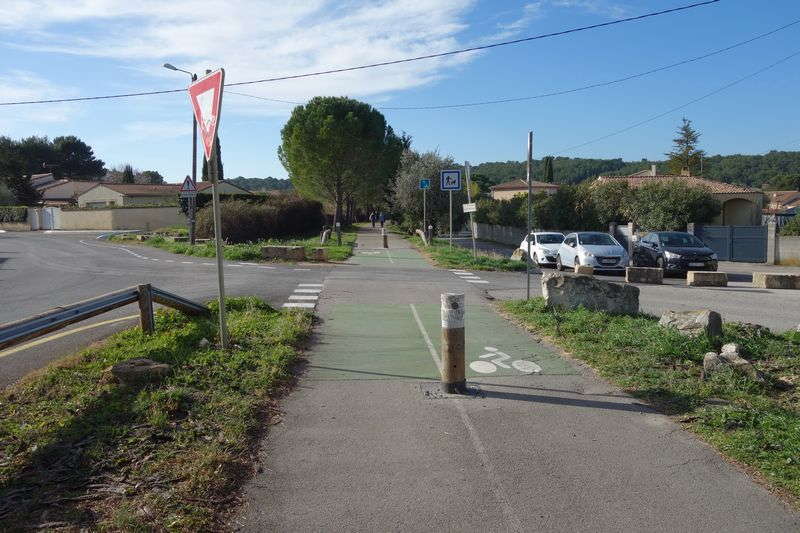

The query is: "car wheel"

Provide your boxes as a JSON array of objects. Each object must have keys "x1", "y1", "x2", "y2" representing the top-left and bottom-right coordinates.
[
  {"x1": 556, "y1": 255, "x2": 565, "y2": 272},
  {"x1": 656, "y1": 257, "x2": 664, "y2": 269}
]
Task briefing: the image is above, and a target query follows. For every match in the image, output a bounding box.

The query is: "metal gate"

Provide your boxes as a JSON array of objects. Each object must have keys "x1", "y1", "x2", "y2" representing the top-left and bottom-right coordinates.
[{"x1": 695, "y1": 225, "x2": 767, "y2": 262}]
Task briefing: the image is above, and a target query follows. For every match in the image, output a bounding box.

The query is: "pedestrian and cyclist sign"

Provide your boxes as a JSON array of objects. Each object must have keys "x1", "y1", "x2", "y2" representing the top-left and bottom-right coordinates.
[
  {"x1": 419, "y1": 179, "x2": 431, "y2": 190},
  {"x1": 440, "y1": 170, "x2": 461, "y2": 191}
]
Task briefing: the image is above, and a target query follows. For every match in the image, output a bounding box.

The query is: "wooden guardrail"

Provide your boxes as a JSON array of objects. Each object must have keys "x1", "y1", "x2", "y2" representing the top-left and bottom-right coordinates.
[{"x1": 0, "y1": 284, "x2": 209, "y2": 351}]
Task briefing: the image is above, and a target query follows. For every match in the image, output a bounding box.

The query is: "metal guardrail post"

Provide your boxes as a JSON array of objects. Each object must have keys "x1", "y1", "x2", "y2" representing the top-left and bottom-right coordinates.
[
  {"x1": 137, "y1": 284, "x2": 155, "y2": 334},
  {"x1": 382, "y1": 228, "x2": 388, "y2": 249}
]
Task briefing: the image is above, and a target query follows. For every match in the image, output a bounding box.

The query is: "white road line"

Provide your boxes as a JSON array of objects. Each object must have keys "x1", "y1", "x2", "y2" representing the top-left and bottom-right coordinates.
[
  {"x1": 202, "y1": 262, "x2": 214, "y2": 266},
  {"x1": 149, "y1": 258, "x2": 159, "y2": 261},
  {"x1": 386, "y1": 250, "x2": 395, "y2": 264},
  {"x1": 165, "y1": 259, "x2": 175, "y2": 263},
  {"x1": 294, "y1": 288, "x2": 322, "y2": 293},
  {"x1": 239, "y1": 262, "x2": 259, "y2": 266},
  {"x1": 229, "y1": 264, "x2": 242, "y2": 267},
  {"x1": 289, "y1": 295, "x2": 319, "y2": 301},
  {"x1": 181, "y1": 261, "x2": 193, "y2": 264},
  {"x1": 259, "y1": 266, "x2": 277, "y2": 269},
  {"x1": 460, "y1": 276, "x2": 482, "y2": 280},
  {"x1": 294, "y1": 268, "x2": 311, "y2": 271},
  {"x1": 298, "y1": 283, "x2": 323, "y2": 287},
  {"x1": 409, "y1": 303, "x2": 522, "y2": 532},
  {"x1": 466, "y1": 280, "x2": 490, "y2": 284},
  {"x1": 282, "y1": 302, "x2": 316, "y2": 308}
]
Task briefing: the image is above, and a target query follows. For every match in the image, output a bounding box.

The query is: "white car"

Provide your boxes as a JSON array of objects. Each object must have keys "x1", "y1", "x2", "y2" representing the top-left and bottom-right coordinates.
[
  {"x1": 555, "y1": 232, "x2": 629, "y2": 272},
  {"x1": 519, "y1": 232, "x2": 565, "y2": 266}
]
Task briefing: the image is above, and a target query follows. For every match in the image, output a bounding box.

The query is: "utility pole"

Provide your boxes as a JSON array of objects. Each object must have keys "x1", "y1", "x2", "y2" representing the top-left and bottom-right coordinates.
[
  {"x1": 526, "y1": 131, "x2": 533, "y2": 301},
  {"x1": 189, "y1": 73, "x2": 198, "y2": 245},
  {"x1": 465, "y1": 161, "x2": 477, "y2": 258},
  {"x1": 423, "y1": 186, "x2": 427, "y2": 242}
]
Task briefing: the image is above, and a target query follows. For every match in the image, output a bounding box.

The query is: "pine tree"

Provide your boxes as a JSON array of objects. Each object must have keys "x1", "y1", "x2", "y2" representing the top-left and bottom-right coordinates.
[
  {"x1": 201, "y1": 139, "x2": 223, "y2": 181},
  {"x1": 666, "y1": 117, "x2": 705, "y2": 175},
  {"x1": 542, "y1": 156, "x2": 554, "y2": 182},
  {"x1": 121, "y1": 164, "x2": 135, "y2": 184}
]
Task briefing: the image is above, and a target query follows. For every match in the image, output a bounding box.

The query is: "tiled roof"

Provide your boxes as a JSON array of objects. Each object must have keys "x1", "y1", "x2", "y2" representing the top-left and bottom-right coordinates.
[
  {"x1": 767, "y1": 190, "x2": 800, "y2": 207},
  {"x1": 596, "y1": 174, "x2": 760, "y2": 194},
  {"x1": 490, "y1": 179, "x2": 560, "y2": 191}
]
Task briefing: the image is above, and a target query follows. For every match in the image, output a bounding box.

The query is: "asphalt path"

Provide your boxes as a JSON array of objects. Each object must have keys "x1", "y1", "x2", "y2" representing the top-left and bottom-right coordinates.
[
  {"x1": 0, "y1": 231, "x2": 331, "y2": 388},
  {"x1": 236, "y1": 227, "x2": 799, "y2": 531}
]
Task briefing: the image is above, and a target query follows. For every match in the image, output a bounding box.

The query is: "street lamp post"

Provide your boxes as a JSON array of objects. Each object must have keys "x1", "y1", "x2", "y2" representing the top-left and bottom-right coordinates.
[{"x1": 164, "y1": 63, "x2": 198, "y2": 245}]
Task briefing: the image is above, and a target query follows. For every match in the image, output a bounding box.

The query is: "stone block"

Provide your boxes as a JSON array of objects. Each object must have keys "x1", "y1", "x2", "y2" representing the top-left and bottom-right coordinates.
[
  {"x1": 752, "y1": 272, "x2": 800, "y2": 289},
  {"x1": 542, "y1": 273, "x2": 639, "y2": 315},
  {"x1": 111, "y1": 358, "x2": 171, "y2": 385},
  {"x1": 261, "y1": 245, "x2": 306, "y2": 261},
  {"x1": 136, "y1": 234, "x2": 151, "y2": 241},
  {"x1": 626, "y1": 266, "x2": 663, "y2": 284},
  {"x1": 687, "y1": 271, "x2": 728, "y2": 287},
  {"x1": 574, "y1": 264, "x2": 594, "y2": 276},
  {"x1": 659, "y1": 309, "x2": 722, "y2": 339},
  {"x1": 309, "y1": 247, "x2": 328, "y2": 261},
  {"x1": 167, "y1": 236, "x2": 189, "y2": 242},
  {"x1": 510, "y1": 248, "x2": 525, "y2": 262}
]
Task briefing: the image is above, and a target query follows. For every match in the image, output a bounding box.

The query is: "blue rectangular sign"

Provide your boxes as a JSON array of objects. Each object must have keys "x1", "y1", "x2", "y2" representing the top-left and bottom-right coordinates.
[
  {"x1": 440, "y1": 170, "x2": 462, "y2": 191},
  {"x1": 419, "y1": 179, "x2": 431, "y2": 190}
]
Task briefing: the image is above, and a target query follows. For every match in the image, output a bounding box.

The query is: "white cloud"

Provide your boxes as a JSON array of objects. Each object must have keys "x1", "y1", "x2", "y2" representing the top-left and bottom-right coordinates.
[
  {"x1": 485, "y1": 2, "x2": 545, "y2": 42},
  {"x1": 2, "y1": 0, "x2": 478, "y2": 117},
  {"x1": 0, "y1": 70, "x2": 79, "y2": 130},
  {"x1": 550, "y1": 0, "x2": 630, "y2": 19},
  {"x1": 122, "y1": 120, "x2": 190, "y2": 141}
]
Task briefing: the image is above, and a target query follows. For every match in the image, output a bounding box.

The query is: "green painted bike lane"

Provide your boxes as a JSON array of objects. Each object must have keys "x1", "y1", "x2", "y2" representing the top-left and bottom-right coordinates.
[{"x1": 308, "y1": 302, "x2": 576, "y2": 381}]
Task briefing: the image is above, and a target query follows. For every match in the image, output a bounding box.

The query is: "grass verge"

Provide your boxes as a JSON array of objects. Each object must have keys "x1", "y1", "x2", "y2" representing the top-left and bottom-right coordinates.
[
  {"x1": 407, "y1": 235, "x2": 526, "y2": 271},
  {"x1": 502, "y1": 298, "x2": 800, "y2": 503},
  {"x1": 111, "y1": 231, "x2": 357, "y2": 262},
  {"x1": 0, "y1": 297, "x2": 313, "y2": 530}
]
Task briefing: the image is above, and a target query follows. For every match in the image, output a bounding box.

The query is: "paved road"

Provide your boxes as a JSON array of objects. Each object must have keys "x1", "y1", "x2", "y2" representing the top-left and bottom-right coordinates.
[
  {"x1": 0, "y1": 231, "x2": 332, "y2": 388},
  {"x1": 448, "y1": 237, "x2": 800, "y2": 332},
  {"x1": 235, "y1": 227, "x2": 798, "y2": 532}
]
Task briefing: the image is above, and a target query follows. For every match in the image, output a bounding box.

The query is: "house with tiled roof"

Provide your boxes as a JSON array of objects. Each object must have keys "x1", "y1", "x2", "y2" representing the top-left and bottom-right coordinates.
[
  {"x1": 765, "y1": 190, "x2": 800, "y2": 213},
  {"x1": 489, "y1": 179, "x2": 560, "y2": 200},
  {"x1": 37, "y1": 179, "x2": 100, "y2": 206},
  {"x1": 76, "y1": 181, "x2": 250, "y2": 208},
  {"x1": 596, "y1": 165, "x2": 764, "y2": 226}
]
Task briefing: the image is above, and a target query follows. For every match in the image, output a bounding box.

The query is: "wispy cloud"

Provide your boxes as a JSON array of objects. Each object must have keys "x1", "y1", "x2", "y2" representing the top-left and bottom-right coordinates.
[
  {"x1": 2, "y1": 0, "x2": 478, "y2": 117},
  {"x1": 122, "y1": 120, "x2": 190, "y2": 141},
  {"x1": 0, "y1": 70, "x2": 79, "y2": 129},
  {"x1": 550, "y1": 0, "x2": 630, "y2": 19}
]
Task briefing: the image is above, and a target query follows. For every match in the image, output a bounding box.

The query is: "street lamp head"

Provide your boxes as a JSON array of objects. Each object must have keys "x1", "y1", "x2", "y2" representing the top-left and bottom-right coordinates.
[{"x1": 163, "y1": 63, "x2": 178, "y2": 71}]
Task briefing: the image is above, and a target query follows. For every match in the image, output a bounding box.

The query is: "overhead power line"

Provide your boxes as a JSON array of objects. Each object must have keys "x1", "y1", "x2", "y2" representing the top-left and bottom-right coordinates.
[
  {"x1": 229, "y1": 19, "x2": 799, "y2": 111},
  {"x1": 0, "y1": 0, "x2": 719, "y2": 107},
  {"x1": 556, "y1": 49, "x2": 800, "y2": 155}
]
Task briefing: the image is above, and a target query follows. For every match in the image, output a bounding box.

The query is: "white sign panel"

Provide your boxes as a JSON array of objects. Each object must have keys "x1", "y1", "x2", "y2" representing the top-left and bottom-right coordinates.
[
  {"x1": 440, "y1": 170, "x2": 462, "y2": 191},
  {"x1": 462, "y1": 202, "x2": 476, "y2": 213}
]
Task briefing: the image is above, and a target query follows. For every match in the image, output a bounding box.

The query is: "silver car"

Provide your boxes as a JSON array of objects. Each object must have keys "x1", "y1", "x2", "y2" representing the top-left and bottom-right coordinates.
[{"x1": 556, "y1": 232, "x2": 629, "y2": 272}]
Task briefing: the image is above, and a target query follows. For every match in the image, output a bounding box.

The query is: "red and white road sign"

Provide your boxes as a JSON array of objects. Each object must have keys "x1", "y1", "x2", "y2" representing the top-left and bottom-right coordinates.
[
  {"x1": 188, "y1": 69, "x2": 225, "y2": 161},
  {"x1": 180, "y1": 175, "x2": 198, "y2": 197}
]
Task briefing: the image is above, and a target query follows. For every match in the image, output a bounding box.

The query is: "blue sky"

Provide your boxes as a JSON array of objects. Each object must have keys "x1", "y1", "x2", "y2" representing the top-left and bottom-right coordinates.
[{"x1": 1, "y1": 0, "x2": 799, "y2": 183}]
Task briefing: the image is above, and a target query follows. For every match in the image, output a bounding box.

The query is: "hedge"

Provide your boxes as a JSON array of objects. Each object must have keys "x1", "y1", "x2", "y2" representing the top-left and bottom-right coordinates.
[
  {"x1": 0, "y1": 206, "x2": 28, "y2": 223},
  {"x1": 195, "y1": 196, "x2": 325, "y2": 243}
]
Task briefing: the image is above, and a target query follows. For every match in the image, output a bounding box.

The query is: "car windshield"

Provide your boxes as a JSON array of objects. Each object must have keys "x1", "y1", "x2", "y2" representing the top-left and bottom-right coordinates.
[
  {"x1": 659, "y1": 232, "x2": 706, "y2": 248},
  {"x1": 536, "y1": 234, "x2": 564, "y2": 244},
  {"x1": 579, "y1": 233, "x2": 617, "y2": 246}
]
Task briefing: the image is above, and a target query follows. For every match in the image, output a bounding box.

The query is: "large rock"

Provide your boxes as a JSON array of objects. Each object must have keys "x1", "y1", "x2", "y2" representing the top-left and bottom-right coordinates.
[
  {"x1": 510, "y1": 248, "x2": 525, "y2": 261},
  {"x1": 261, "y1": 245, "x2": 306, "y2": 261},
  {"x1": 541, "y1": 273, "x2": 639, "y2": 314},
  {"x1": 658, "y1": 309, "x2": 722, "y2": 339},
  {"x1": 703, "y1": 345, "x2": 765, "y2": 383},
  {"x1": 111, "y1": 358, "x2": 171, "y2": 385}
]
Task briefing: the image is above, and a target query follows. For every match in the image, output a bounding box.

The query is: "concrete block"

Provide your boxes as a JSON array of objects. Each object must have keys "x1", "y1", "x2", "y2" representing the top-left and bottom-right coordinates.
[
  {"x1": 136, "y1": 234, "x2": 151, "y2": 241},
  {"x1": 167, "y1": 236, "x2": 189, "y2": 242},
  {"x1": 309, "y1": 247, "x2": 328, "y2": 261},
  {"x1": 687, "y1": 271, "x2": 728, "y2": 287},
  {"x1": 261, "y1": 245, "x2": 306, "y2": 261},
  {"x1": 574, "y1": 264, "x2": 594, "y2": 276},
  {"x1": 752, "y1": 272, "x2": 800, "y2": 289},
  {"x1": 625, "y1": 266, "x2": 663, "y2": 284}
]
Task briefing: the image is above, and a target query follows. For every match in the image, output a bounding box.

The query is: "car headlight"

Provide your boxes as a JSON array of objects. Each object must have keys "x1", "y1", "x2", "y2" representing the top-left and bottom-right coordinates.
[
  {"x1": 664, "y1": 251, "x2": 681, "y2": 260},
  {"x1": 582, "y1": 251, "x2": 594, "y2": 257},
  {"x1": 710, "y1": 253, "x2": 718, "y2": 260}
]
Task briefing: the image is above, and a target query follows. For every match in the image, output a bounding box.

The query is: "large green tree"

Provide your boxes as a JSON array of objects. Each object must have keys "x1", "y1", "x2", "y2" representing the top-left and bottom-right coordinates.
[
  {"x1": 121, "y1": 164, "x2": 135, "y2": 184},
  {"x1": 666, "y1": 117, "x2": 705, "y2": 175},
  {"x1": 52, "y1": 135, "x2": 105, "y2": 179},
  {"x1": 201, "y1": 139, "x2": 223, "y2": 182},
  {"x1": 279, "y1": 96, "x2": 402, "y2": 225},
  {"x1": 542, "y1": 156, "x2": 554, "y2": 182},
  {"x1": 624, "y1": 181, "x2": 719, "y2": 231}
]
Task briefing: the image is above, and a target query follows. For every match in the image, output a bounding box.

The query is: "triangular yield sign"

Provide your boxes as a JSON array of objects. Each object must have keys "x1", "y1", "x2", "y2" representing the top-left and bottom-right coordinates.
[
  {"x1": 188, "y1": 69, "x2": 225, "y2": 162},
  {"x1": 180, "y1": 175, "x2": 197, "y2": 192}
]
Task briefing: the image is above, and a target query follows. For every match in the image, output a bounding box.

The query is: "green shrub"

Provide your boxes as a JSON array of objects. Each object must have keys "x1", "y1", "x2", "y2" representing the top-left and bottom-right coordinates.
[
  {"x1": 0, "y1": 206, "x2": 28, "y2": 223},
  {"x1": 195, "y1": 195, "x2": 324, "y2": 243},
  {"x1": 779, "y1": 215, "x2": 800, "y2": 236}
]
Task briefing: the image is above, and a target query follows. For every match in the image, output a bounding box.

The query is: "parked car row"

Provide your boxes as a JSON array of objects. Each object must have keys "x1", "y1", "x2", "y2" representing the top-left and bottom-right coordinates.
[{"x1": 519, "y1": 231, "x2": 718, "y2": 274}]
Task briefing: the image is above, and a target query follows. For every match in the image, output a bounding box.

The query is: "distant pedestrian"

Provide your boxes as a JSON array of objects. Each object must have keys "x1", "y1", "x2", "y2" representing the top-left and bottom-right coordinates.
[
  {"x1": 369, "y1": 211, "x2": 376, "y2": 228},
  {"x1": 379, "y1": 212, "x2": 386, "y2": 228}
]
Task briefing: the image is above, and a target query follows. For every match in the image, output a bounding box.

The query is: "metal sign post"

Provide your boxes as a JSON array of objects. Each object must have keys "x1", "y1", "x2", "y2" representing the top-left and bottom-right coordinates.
[
  {"x1": 440, "y1": 170, "x2": 462, "y2": 250},
  {"x1": 465, "y1": 161, "x2": 477, "y2": 259},
  {"x1": 419, "y1": 179, "x2": 430, "y2": 240},
  {"x1": 189, "y1": 68, "x2": 229, "y2": 350},
  {"x1": 526, "y1": 131, "x2": 533, "y2": 301}
]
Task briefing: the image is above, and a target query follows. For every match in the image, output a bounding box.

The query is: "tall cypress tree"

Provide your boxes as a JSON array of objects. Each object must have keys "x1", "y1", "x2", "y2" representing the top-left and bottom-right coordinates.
[
  {"x1": 121, "y1": 164, "x2": 135, "y2": 184},
  {"x1": 542, "y1": 156, "x2": 554, "y2": 183},
  {"x1": 201, "y1": 139, "x2": 223, "y2": 181}
]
